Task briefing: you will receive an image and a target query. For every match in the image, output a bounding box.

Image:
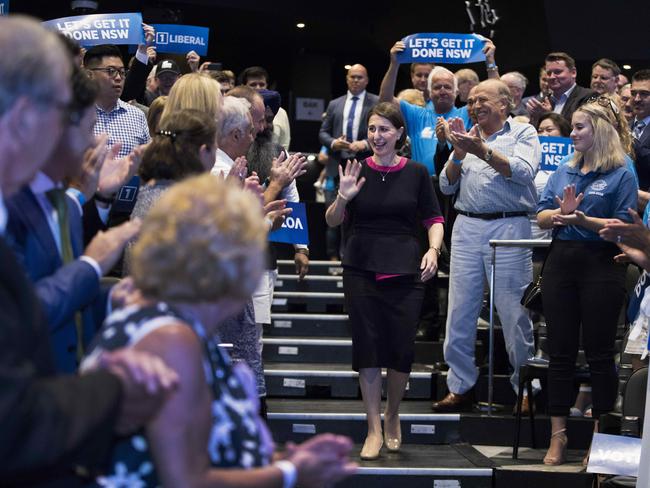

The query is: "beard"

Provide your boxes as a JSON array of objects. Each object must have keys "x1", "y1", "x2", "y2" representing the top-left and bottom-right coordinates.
[{"x1": 246, "y1": 127, "x2": 279, "y2": 183}]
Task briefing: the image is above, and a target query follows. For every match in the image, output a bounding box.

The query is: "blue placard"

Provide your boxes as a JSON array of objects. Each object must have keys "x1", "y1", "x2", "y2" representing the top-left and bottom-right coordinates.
[
  {"x1": 42, "y1": 13, "x2": 144, "y2": 47},
  {"x1": 538, "y1": 136, "x2": 574, "y2": 172},
  {"x1": 152, "y1": 24, "x2": 209, "y2": 56},
  {"x1": 268, "y1": 202, "x2": 309, "y2": 245},
  {"x1": 587, "y1": 433, "x2": 641, "y2": 477},
  {"x1": 0, "y1": 1, "x2": 9, "y2": 16},
  {"x1": 396, "y1": 33, "x2": 487, "y2": 64}
]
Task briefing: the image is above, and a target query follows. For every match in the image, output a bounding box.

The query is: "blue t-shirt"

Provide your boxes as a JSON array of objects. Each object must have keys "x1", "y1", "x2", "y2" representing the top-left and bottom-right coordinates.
[
  {"x1": 559, "y1": 153, "x2": 639, "y2": 186},
  {"x1": 400, "y1": 100, "x2": 472, "y2": 175},
  {"x1": 537, "y1": 162, "x2": 638, "y2": 241}
]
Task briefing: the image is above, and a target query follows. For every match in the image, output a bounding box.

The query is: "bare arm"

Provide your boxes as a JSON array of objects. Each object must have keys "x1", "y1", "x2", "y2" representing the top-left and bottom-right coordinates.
[
  {"x1": 325, "y1": 160, "x2": 365, "y2": 227},
  {"x1": 379, "y1": 41, "x2": 403, "y2": 104}
]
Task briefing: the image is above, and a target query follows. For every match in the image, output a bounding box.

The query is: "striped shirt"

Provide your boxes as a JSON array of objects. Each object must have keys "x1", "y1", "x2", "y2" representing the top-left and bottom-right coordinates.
[{"x1": 439, "y1": 117, "x2": 541, "y2": 213}]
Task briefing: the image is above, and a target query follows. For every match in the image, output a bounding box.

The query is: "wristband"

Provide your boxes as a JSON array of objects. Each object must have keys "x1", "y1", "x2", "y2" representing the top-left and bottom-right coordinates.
[
  {"x1": 486, "y1": 62, "x2": 497, "y2": 70},
  {"x1": 295, "y1": 248, "x2": 310, "y2": 257},
  {"x1": 451, "y1": 157, "x2": 464, "y2": 165},
  {"x1": 429, "y1": 246, "x2": 442, "y2": 257},
  {"x1": 274, "y1": 460, "x2": 297, "y2": 488},
  {"x1": 337, "y1": 191, "x2": 349, "y2": 202},
  {"x1": 66, "y1": 187, "x2": 86, "y2": 206}
]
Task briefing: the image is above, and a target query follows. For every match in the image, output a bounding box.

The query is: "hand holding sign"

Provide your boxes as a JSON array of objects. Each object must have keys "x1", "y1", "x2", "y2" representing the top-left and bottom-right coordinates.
[{"x1": 389, "y1": 41, "x2": 406, "y2": 65}]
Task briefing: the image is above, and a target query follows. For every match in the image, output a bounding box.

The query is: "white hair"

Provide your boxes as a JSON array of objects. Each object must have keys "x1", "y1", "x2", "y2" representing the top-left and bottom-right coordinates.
[
  {"x1": 501, "y1": 71, "x2": 528, "y2": 90},
  {"x1": 218, "y1": 96, "x2": 252, "y2": 141},
  {"x1": 428, "y1": 66, "x2": 457, "y2": 95}
]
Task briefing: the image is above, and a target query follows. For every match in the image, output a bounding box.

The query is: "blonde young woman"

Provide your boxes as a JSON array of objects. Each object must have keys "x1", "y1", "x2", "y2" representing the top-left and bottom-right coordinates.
[{"x1": 537, "y1": 101, "x2": 639, "y2": 465}]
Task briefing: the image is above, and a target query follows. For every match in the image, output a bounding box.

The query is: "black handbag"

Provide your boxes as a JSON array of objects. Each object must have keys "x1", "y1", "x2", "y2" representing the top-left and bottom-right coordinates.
[{"x1": 520, "y1": 233, "x2": 556, "y2": 314}]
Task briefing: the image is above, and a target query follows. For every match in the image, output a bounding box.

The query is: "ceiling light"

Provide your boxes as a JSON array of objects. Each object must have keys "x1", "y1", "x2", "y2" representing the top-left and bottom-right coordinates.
[
  {"x1": 623, "y1": 64, "x2": 632, "y2": 70},
  {"x1": 344, "y1": 64, "x2": 352, "y2": 70},
  {"x1": 296, "y1": 22, "x2": 305, "y2": 29}
]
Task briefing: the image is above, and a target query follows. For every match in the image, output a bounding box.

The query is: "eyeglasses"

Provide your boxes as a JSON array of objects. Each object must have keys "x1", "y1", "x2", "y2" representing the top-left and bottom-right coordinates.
[
  {"x1": 585, "y1": 95, "x2": 619, "y2": 117},
  {"x1": 89, "y1": 67, "x2": 128, "y2": 79}
]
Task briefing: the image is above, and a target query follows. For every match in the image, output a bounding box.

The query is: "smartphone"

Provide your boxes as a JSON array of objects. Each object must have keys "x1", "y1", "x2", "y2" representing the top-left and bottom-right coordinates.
[{"x1": 205, "y1": 62, "x2": 222, "y2": 71}]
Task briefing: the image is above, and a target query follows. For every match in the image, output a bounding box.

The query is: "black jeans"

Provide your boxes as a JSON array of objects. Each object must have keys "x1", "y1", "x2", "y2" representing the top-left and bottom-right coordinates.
[{"x1": 542, "y1": 240, "x2": 626, "y2": 419}]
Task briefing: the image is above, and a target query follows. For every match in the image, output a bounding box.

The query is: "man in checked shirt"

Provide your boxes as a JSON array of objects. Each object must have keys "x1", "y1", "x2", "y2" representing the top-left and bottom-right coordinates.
[{"x1": 432, "y1": 79, "x2": 541, "y2": 414}]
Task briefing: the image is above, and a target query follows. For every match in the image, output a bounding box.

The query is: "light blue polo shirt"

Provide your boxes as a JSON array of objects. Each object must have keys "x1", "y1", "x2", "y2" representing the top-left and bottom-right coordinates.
[
  {"x1": 537, "y1": 162, "x2": 638, "y2": 241},
  {"x1": 559, "y1": 153, "x2": 639, "y2": 185},
  {"x1": 400, "y1": 100, "x2": 472, "y2": 175}
]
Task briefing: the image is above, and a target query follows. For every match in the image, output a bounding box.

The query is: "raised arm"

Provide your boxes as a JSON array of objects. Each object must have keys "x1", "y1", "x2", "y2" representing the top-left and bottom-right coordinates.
[{"x1": 379, "y1": 41, "x2": 404, "y2": 104}]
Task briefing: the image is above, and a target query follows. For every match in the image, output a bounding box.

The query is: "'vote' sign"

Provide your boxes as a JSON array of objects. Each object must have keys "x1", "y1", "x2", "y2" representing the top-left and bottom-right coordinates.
[
  {"x1": 269, "y1": 202, "x2": 309, "y2": 245},
  {"x1": 396, "y1": 33, "x2": 487, "y2": 64}
]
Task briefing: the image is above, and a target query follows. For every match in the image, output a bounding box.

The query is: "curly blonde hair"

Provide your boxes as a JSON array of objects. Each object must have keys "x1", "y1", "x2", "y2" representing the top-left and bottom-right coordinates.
[{"x1": 131, "y1": 174, "x2": 267, "y2": 303}]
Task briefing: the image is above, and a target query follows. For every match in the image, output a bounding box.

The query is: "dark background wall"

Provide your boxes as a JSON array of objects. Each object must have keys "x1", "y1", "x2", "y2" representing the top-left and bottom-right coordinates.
[{"x1": 13, "y1": 0, "x2": 650, "y2": 152}]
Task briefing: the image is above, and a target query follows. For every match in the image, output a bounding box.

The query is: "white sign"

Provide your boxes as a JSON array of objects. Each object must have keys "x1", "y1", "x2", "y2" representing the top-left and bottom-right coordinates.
[
  {"x1": 587, "y1": 433, "x2": 641, "y2": 477},
  {"x1": 295, "y1": 97, "x2": 324, "y2": 122}
]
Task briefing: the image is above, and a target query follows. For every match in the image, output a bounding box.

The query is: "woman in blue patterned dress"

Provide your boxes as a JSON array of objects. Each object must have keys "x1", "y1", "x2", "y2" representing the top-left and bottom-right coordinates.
[{"x1": 83, "y1": 174, "x2": 356, "y2": 487}]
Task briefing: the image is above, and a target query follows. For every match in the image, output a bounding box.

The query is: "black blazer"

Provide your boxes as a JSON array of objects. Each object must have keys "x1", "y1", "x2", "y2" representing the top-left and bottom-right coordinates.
[
  {"x1": 558, "y1": 84, "x2": 597, "y2": 122},
  {"x1": 0, "y1": 236, "x2": 122, "y2": 486},
  {"x1": 319, "y1": 92, "x2": 379, "y2": 176},
  {"x1": 634, "y1": 123, "x2": 650, "y2": 190}
]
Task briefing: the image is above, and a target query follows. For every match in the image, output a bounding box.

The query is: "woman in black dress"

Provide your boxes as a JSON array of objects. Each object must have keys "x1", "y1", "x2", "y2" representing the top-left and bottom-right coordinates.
[{"x1": 326, "y1": 102, "x2": 444, "y2": 459}]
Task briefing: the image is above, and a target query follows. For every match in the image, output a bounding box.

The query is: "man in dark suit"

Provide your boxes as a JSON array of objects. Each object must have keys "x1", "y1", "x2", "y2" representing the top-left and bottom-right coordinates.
[
  {"x1": 5, "y1": 68, "x2": 139, "y2": 373},
  {"x1": 0, "y1": 15, "x2": 177, "y2": 486},
  {"x1": 526, "y1": 52, "x2": 596, "y2": 124},
  {"x1": 319, "y1": 64, "x2": 378, "y2": 259},
  {"x1": 631, "y1": 70, "x2": 650, "y2": 206}
]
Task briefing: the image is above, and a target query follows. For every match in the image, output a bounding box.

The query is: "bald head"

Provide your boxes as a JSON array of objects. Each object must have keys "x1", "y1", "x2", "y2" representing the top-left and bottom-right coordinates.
[
  {"x1": 468, "y1": 79, "x2": 513, "y2": 130},
  {"x1": 346, "y1": 64, "x2": 369, "y2": 96}
]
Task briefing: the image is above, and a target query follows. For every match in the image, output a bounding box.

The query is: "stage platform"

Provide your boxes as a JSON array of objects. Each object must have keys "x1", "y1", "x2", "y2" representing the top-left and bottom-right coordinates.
[{"x1": 266, "y1": 261, "x2": 601, "y2": 487}]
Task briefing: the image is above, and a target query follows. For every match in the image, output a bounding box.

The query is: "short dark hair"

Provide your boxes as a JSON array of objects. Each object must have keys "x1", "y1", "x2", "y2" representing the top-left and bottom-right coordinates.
[
  {"x1": 536, "y1": 112, "x2": 571, "y2": 137},
  {"x1": 410, "y1": 62, "x2": 434, "y2": 75},
  {"x1": 240, "y1": 66, "x2": 269, "y2": 85},
  {"x1": 632, "y1": 69, "x2": 650, "y2": 83},
  {"x1": 592, "y1": 58, "x2": 621, "y2": 77},
  {"x1": 545, "y1": 52, "x2": 576, "y2": 70},
  {"x1": 83, "y1": 44, "x2": 122, "y2": 67},
  {"x1": 69, "y1": 66, "x2": 98, "y2": 120},
  {"x1": 139, "y1": 109, "x2": 216, "y2": 182},
  {"x1": 367, "y1": 102, "x2": 407, "y2": 149}
]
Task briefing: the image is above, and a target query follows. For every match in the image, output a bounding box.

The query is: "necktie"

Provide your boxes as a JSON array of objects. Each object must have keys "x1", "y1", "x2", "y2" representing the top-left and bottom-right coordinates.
[
  {"x1": 634, "y1": 120, "x2": 646, "y2": 141},
  {"x1": 46, "y1": 188, "x2": 84, "y2": 361},
  {"x1": 346, "y1": 96, "x2": 359, "y2": 142}
]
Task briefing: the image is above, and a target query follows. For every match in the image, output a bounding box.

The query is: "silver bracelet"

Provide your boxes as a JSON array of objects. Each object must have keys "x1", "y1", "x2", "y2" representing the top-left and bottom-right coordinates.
[{"x1": 337, "y1": 191, "x2": 349, "y2": 202}]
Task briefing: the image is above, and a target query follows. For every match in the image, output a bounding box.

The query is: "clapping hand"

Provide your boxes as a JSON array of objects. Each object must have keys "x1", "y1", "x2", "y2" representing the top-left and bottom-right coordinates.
[
  {"x1": 600, "y1": 208, "x2": 650, "y2": 269},
  {"x1": 337, "y1": 159, "x2": 366, "y2": 201},
  {"x1": 554, "y1": 184, "x2": 584, "y2": 215},
  {"x1": 270, "y1": 152, "x2": 308, "y2": 189}
]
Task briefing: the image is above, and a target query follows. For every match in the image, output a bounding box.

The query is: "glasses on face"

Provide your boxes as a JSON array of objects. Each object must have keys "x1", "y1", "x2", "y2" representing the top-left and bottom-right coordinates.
[
  {"x1": 89, "y1": 67, "x2": 128, "y2": 79},
  {"x1": 585, "y1": 95, "x2": 619, "y2": 117}
]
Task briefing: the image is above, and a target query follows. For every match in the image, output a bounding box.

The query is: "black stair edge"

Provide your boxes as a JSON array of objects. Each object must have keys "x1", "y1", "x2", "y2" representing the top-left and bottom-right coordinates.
[{"x1": 452, "y1": 442, "x2": 497, "y2": 469}]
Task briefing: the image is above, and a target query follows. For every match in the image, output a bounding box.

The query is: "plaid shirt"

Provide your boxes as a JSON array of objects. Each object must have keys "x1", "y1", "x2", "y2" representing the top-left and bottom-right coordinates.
[{"x1": 93, "y1": 99, "x2": 150, "y2": 158}]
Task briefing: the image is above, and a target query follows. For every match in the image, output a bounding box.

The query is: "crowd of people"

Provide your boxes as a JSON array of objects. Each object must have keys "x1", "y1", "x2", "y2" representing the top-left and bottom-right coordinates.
[{"x1": 1, "y1": 11, "x2": 650, "y2": 487}]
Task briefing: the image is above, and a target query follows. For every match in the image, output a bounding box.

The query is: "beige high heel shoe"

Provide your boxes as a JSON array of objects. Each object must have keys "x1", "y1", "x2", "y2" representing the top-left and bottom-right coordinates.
[
  {"x1": 360, "y1": 435, "x2": 383, "y2": 460},
  {"x1": 543, "y1": 428, "x2": 568, "y2": 465},
  {"x1": 383, "y1": 415, "x2": 402, "y2": 452}
]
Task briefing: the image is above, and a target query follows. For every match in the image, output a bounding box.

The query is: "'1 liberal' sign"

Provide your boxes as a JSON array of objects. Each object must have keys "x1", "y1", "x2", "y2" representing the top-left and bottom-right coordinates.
[
  {"x1": 396, "y1": 33, "x2": 487, "y2": 64},
  {"x1": 538, "y1": 136, "x2": 574, "y2": 172},
  {"x1": 43, "y1": 13, "x2": 143, "y2": 46},
  {"x1": 152, "y1": 24, "x2": 209, "y2": 56},
  {"x1": 269, "y1": 202, "x2": 309, "y2": 245}
]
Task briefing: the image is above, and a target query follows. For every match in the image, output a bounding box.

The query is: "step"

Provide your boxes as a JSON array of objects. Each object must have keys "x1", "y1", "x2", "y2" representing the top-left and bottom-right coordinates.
[
  {"x1": 277, "y1": 260, "x2": 450, "y2": 280},
  {"x1": 272, "y1": 291, "x2": 345, "y2": 313},
  {"x1": 275, "y1": 274, "x2": 343, "y2": 293},
  {"x1": 267, "y1": 399, "x2": 460, "y2": 445},
  {"x1": 264, "y1": 363, "x2": 435, "y2": 399},
  {"x1": 263, "y1": 336, "x2": 442, "y2": 365},
  {"x1": 267, "y1": 313, "x2": 350, "y2": 337},
  {"x1": 334, "y1": 444, "x2": 493, "y2": 488}
]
